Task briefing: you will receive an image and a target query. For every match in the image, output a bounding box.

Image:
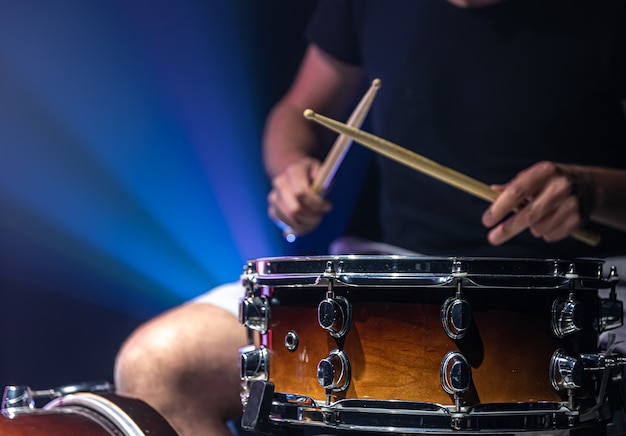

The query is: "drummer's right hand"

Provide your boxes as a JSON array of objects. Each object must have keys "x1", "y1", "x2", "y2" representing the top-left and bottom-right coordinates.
[{"x1": 267, "y1": 157, "x2": 333, "y2": 237}]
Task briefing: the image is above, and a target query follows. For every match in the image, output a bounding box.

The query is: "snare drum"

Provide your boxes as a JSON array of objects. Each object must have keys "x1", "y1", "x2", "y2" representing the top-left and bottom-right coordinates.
[
  {"x1": 0, "y1": 382, "x2": 176, "y2": 435},
  {"x1": 239, "y1": 256, "x2": 623, "y2": 434}
]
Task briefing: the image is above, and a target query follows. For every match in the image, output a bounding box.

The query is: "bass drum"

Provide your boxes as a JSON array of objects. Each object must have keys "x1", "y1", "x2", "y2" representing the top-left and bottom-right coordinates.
[{"x1": 0, "y1": 386, "x2": 177, "y2": 435}]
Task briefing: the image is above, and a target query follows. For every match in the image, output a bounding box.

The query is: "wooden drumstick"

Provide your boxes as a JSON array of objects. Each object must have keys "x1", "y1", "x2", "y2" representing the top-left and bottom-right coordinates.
[
  {"x1": 303, "y1": 109, "x2": 601, "y2": 247},
  {"x1": 281, "y1": 79, "x2": 382, "y2": 242},
  {"x1": 311, "y1": 78, "x2": 381, "y2": 194}
]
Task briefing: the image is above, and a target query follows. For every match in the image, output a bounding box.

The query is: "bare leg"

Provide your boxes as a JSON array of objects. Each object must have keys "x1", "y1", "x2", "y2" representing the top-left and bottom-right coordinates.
[{"x1": 114, "y1": 303, "x2": 247, "y2": 436}]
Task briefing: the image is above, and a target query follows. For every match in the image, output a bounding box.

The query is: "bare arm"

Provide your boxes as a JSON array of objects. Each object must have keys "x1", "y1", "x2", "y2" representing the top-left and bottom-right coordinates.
[
  {"x1": 263, "y1": 44, "x2": 366, "y2": 178},
  {"x1": 588, "y1": 166, "x2": 626, "y2": 231},
  {"x1": 263, "y1": 44, "x2": 366, "y2": 236}
]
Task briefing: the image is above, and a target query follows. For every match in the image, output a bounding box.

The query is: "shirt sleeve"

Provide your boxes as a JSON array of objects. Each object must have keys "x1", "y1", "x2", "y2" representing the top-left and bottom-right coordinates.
[{"x1": 304, "y1": 0, "x2": 363, "y2": 66}]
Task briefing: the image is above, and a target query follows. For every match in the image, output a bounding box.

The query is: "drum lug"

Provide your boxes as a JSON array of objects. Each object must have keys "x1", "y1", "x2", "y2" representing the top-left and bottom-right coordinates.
[
  {"x1": 550, "y1": 349, "x2": 583, "y2": 391},
  {"x1": 441, "y1": 297, "x2": 472, "y2": 340},
  {"x1": 240, "y1": 345, "x2": 269, "y2": 382},
  {"x1": 317, "y1": 349, "x2": 351, "y2": 392},
  {"x1": 318, "y1": 295, "x2": 351, "y2": 338},
  {"x1": 551, "y1": 265, "x2": 584, "y2": 338},
  {"x1": 441, "y1": 273, "x2": 472, "y2": 340},
  {"x1": 240, "y1": 295, "x2": 270, "y2": 333},
  {"x1": 440, "y1": 351, "x2": 472, "y2": 412},
  {"x1": 551, "y1": 298, "x2": 584, "y2": 338}
]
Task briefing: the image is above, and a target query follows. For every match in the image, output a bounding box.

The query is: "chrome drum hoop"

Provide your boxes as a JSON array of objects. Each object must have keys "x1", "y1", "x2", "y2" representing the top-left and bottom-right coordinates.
[
  {"x1": 267, "y1": 393, "x2": 602, "y2": 434},
  {"x1": 243, "y1": 255, "x2": 611, "y2": 290},
  {"x1": 44, "y1": 393, "x2": 148, "y2": 436}
]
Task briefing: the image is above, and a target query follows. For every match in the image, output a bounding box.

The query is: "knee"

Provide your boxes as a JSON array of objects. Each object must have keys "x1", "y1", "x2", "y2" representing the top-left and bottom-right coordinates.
[
  {"x1": 114, "y1": 313, "x2": 179, "y2": 394},
  {"x1": 114, "y1": 303, "x2": 247, "y2": 395}
]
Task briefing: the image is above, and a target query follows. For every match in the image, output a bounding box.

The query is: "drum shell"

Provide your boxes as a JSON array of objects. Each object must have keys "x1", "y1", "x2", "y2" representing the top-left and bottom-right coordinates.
[
  {"x1": 0, "y1": 393, "x2": 176, "y2": 436},
  {"x1": 263, "y1": 284, "x2": 600, "y2": 406}
]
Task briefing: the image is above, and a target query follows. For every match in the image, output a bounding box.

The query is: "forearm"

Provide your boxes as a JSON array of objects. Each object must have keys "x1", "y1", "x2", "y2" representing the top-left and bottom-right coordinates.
[
  {"x1": 262, "y1": 45, "x2": 367, "y2": 180},
  {"x1": 262, "y1": 99, "x2": 325, "y2": 180},
  {"x1": 587, "y1": 166, "x2": 626, "y2": 231}
]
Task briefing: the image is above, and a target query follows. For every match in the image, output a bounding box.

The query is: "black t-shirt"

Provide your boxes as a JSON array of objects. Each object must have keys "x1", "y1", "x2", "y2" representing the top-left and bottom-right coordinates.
[{"x1": 306, "y1": 0, "x2": 626, "y2": 258}]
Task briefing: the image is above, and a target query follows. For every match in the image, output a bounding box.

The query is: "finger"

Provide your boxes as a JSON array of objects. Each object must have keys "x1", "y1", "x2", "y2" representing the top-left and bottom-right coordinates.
[
  {"x1": 275, "y1": 160, "x2": 331, "y2": 207},
  {"x1": 482, "y1": 162, "x2": 558, "y2": 228},
  {"x1": 487, "y1": 206, "x2": 532, "y2": 246},
  {"x1": 529, "y1": 196, "x2": 581, "y2": 242},
  {"x1": 490, "y1": 184, "x2": 507, "y2": 193},
  {"x1": 268, "y1": 188, "x2": 316, "y2": 229},
  {"x1": 487, "y1": 168, "x2": 577, "y2": 245},
  {"x1": 268, "y1": 177, "x2": 331, "y2": 236},
  {"x1": 272, "y1": 177, "x2": 331, "y2": 223},
  {"x1": 486, "y1": 193, "x2": 557, "y2": 245},
  {"x1": 522, "y1": 172, "x2": 573, "y2": 233}
]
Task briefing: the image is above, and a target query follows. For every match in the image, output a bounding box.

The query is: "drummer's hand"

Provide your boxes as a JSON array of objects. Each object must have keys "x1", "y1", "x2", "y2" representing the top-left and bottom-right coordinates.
[
  {"x1": 267, "y1": 157, "x2": 332, "y2": 236},
  {"x1": 481, "y1": 161, "x2": 591, "y2": 245}
]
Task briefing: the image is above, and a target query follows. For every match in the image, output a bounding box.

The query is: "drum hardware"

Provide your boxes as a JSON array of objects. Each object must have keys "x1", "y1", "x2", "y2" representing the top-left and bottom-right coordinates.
[
  {"x1": 321, "y1": 259, "x2": 343, "y2": 279},
  {"x1": 599, "y1": 297, "x2": 623, "y2": 333},
  {"x1": 579, "y1": 352, "x2": 626, "y2": 373},
  {"x1": 317, "y1": 349, "x2": 351, "y2": 403},
  {"x1": 240, "y1": 344, "x2": 269, "y2": 382},
  {"x1": 240, "y1": 262, "x2": 271, "y2": 334},
  {"x1": 599, "y1": 266, "x2": 623, "y2": 333},
  {"x1": 593, "y1": 334, "x2": 620, "y2": 422},
  {"x1": 551, "y1": 297, "x2": 584, "y2": 338},
  {"x1": 318, "y1": 289, "x2": 352, "y2": 339},
  {"x1": 241, "y1": 380, "x2": 290, "y2": 436},
  {"x1": 551, "y1": 264, "x2": 585, "y2": 338},
  {"x1": 244, "y1": 388, "x2": 597, "y2": 434},
  {"x1": 441, "y1": 272, "x2": 472, "y2": 340},
  {"x1": 2, "y1": 386, "x2": 35, "y2": 415},
  {"x1": 2, "y1": 381, "x2": 114, "y2": 417},
  {"x1": 550, "y1": 349, "x2": 584, "y2": 393},
  {"x1": 240, "y1": 294, "x2": 270, "y2": 333},
  {"x1": 440, "y1": 351, "x2": 472, "y2": 422},
  {"x1": 316, "y1": 261, "x2": 352, "y2": 402},
  {"x1": 1, "y1": 381, "x2": 176, "y2": 435},
  {"x1": 551, "y1": 346, "x2": 626, "y2": 414},
  {"x1": 284, "y1": 330, "x2": 299, "y2": 351}
]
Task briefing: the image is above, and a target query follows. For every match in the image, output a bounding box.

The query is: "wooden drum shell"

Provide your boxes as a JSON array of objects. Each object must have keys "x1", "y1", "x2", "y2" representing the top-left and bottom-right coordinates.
[{"x1": 262, "y1": 283, "x2": 599, "y2": 406}]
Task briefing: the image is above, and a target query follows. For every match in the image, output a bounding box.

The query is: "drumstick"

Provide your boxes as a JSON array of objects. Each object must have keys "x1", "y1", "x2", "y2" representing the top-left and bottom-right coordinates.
[
  {"x1": 313, "y1": 78, "x2": 382, "y2": 194},
  {"x1": 303, "y1": 109, "x2": 601, "y2": 247},
  {"x1": 280, "y1": 79, "x2": 382, "y2": 242}
]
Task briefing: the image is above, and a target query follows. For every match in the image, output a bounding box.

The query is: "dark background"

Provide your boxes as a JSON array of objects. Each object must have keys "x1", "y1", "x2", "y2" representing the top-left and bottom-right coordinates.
[{"x1": 0, "y1": 0, "x2": 374, "y2": 391}]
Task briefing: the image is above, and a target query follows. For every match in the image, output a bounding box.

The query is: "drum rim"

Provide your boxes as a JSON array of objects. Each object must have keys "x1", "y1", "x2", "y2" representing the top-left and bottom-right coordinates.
[
  {"x1": 264, "y1": 391, "x2": 589, "y2": 433},
  {"x1": 243, "y1": 255, "x2": 610, "y2": 289},
  {"x1": 44, "y1": 392, "x2": 146, "y2": 436}
]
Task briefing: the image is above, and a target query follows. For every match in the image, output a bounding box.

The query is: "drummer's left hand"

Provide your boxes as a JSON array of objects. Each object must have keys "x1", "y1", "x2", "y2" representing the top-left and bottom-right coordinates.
[{"x1": 481, "y1": 161, "x2": 587, "y2": 245}]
